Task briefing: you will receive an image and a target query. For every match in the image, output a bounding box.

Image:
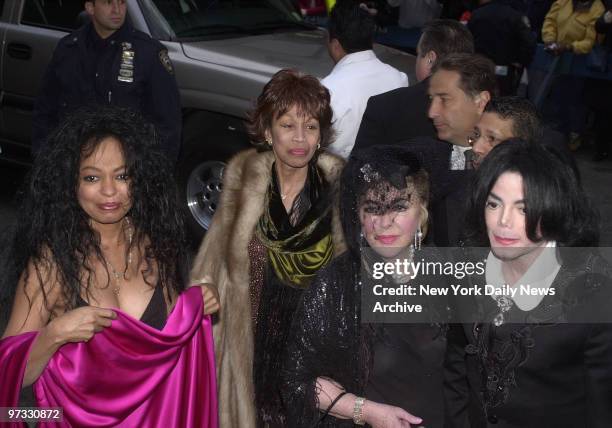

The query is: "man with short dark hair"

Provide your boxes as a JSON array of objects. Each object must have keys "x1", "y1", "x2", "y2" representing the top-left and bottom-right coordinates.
[
  {"x1": 353, "y1": 19, "x2": 474, "y2": 152},
  {"x1": 322, "y1": 0, "x2": 407, "y2": 158},
  {"x1": 468, "y1": 96, "x2": 574, "y2": 172},
  {"x1": 416, "y1": 53, "x2": 497, "y2": 245},
  {"x1": 470, "y1": 96, "x2": 541, "y2": 167},
  {"x1": 428, "y1": 53, "x2": 497, "y2": 170},
  {"x1": 33, "y1": 0, "x2": 181, "y2": 160}
]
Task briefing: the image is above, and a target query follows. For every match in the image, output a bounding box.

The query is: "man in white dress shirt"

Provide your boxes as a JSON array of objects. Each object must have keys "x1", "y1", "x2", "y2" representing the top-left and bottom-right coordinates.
[{"x1": 322, "y1": 0, "x2": 408, "y2": 159}]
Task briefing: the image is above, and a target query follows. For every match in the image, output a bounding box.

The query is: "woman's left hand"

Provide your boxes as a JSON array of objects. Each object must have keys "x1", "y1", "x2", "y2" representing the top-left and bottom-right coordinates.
[{"x1": 198, "y1": 283, "x2": 220, "y2": 315}]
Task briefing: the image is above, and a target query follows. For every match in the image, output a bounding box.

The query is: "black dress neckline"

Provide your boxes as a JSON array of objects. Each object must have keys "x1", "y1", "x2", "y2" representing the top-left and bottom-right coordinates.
[{"x1": 76, "y1": 284, "x2": 167, "y2": 330}]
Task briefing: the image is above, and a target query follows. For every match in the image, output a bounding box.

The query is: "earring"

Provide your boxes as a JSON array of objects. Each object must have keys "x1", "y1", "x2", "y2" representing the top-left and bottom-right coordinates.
[
  {"x1": 428, "y1": 59, "x2": 433, "y2": 64},
  {"x1": 413, "y1": 226, "x2": 423, "y2": 251},
  {"x1": 266, "y1": 138, "x2": 272, "y2": 146},
  {"x1": 359, "y1": 231, "x2": 366, "y2": 249},
  {"x1": 317, "y1": 142, "x2": 321, "y2": 150}
]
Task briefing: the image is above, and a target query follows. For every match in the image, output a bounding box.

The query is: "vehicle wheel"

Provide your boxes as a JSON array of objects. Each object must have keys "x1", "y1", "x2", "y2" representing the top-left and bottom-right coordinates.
[
  {"x1": 177, "y1": 111, "x2": 249, "y2": 247},
  {"x1": 185, "y1": 160, "x2": 224, "y2": 232}
]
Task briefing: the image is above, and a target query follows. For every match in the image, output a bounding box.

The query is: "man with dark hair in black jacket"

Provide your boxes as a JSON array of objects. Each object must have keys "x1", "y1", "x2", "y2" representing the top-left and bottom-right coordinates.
[{"x1": 352, "y1": 19, "x2": 474, "y2": 153}]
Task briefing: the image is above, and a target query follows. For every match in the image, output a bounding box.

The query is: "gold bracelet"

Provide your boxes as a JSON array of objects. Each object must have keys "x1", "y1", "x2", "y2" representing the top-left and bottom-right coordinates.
[{"x1": 353, "y1": 396, "x2": 366, "y2": 426}]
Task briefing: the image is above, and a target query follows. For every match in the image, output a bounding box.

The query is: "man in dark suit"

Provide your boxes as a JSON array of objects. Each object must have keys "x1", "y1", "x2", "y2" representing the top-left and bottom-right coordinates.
[
  {"x1": 352, "y1": 19, "x2": 474, "y2": 153},
  {"x1": 426, "y1": 53, "x2": 497, "y2": 245}
]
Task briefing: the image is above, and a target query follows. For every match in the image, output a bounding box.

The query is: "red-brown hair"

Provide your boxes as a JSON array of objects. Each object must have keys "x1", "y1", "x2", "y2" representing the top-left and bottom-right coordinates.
[{"x1": 248, "y1": 69, "x2": 334, "y2": 149}]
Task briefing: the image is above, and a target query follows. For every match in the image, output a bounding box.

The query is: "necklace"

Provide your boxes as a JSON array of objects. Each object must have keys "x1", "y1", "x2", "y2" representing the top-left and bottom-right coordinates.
[
  {"x1": 281, "y1": 184, "x2": 303, "y2": 201},
  {"x1": 105, "y1": 217, "x2": 133, "y2": 295},
  {"x1": 280, "y1": 185, "x2": 296, "y2": 201}
]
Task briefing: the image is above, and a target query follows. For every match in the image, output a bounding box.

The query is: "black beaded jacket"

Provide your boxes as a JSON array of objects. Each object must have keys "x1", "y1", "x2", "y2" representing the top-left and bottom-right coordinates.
[
  {"x1": 444, "y1": 249, "x2": 612, "y2": 428},
  {"x1": 282, "y1": 251, "x2": 449, "y2": 427}
]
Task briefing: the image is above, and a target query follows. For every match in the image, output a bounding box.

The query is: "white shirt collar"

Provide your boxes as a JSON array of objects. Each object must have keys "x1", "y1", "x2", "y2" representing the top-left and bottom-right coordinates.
[
  {"x1": 486, "y1": 241, "x2": 561, "y2": 311},
  {"x1": 334, "y1": 50, "x2": 377, "y2": 68}
]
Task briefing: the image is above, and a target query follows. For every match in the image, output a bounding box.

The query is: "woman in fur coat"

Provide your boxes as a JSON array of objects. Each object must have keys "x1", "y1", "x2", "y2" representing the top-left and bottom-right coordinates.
[{"x1": 190, "y1": 69, "x2": 345, "y2": 427}]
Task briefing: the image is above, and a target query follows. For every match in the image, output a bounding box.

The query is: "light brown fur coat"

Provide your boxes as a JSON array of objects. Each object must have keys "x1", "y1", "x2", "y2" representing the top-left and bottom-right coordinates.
[{"x1": 190, "y1": 149, "x2": 345, "y2": 428}]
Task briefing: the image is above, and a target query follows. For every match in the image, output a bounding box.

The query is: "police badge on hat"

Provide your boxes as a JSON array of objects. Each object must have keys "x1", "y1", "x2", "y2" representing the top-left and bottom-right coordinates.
[
  {"x1": 159, "y1": 49, "x2": 174, "y2": 74},
  {"x1": 118, "y1": 42, "x2": 134, "y2": 83}
]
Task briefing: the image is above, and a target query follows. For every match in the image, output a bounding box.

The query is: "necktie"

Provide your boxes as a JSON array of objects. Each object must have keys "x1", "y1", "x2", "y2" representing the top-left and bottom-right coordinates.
[
  {"x1": 450, "y1": 146, "x2": 474, "y2": 170},
  {"x1": 450, "y1": 146, "x2": 466, "y2": 170}
]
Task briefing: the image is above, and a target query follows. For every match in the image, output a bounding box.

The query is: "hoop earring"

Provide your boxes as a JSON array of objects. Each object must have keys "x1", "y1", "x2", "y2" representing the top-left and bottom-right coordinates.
[
  {"x1": 413, "y1": 226, "x2": 423, "y2": 251},
  {"x1": 317, "y1": 142, "x2": 321, "y2": 150}
]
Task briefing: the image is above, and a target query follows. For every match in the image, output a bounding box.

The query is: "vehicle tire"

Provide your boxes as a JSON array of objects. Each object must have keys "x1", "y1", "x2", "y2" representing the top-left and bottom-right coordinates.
[{"x1": 177, "y1": 111, "x2": 250, "y2": 247}]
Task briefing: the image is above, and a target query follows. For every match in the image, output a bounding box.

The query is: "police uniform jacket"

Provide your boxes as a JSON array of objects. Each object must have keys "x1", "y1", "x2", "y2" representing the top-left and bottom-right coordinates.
[{"x1": 32, "y1": 21, "x2": 181, "y2": 160}]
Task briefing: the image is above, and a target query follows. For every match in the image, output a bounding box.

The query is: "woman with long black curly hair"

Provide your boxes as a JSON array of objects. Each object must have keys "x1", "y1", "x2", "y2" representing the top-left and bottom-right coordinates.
[{"x1": 0, "y1": 106, "x2": 218, "y2": 427}]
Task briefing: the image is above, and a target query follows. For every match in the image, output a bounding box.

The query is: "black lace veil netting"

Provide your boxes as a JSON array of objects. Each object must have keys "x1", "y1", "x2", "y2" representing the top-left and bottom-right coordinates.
[
  {"x1": 340, "y1": 145, "x2": 430, "y2": 265},
  {"x1": 280, "y1": 145, "x2": 436, "y2": 427}
]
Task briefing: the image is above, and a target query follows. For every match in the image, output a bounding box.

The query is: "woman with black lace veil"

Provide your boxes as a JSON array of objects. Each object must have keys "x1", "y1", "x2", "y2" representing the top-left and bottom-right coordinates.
[{"x1": 281, "y1": 146, "x2": 450, "y2": 427}]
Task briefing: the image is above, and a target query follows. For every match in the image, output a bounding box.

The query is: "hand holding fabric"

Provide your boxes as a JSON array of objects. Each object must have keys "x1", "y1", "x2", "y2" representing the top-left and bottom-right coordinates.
[
  {"x1": 198, "y1": 283, "x2": 220, "y2": 315},
  {"x1": 1, "y1": 287, "x2": 218, "y2": 427},
  {"x1": 45, "y1": 306, "x2": 117, "y2": 344}
]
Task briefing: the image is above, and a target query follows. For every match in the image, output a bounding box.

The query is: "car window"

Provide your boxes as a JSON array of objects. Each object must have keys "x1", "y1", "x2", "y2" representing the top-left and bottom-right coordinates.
[
  {"x1": 21, "y1": 0, "x2": 86, "y2": 31},
  {"x1": 149, "y1": 0, "x2": 307, "y2": 39}
]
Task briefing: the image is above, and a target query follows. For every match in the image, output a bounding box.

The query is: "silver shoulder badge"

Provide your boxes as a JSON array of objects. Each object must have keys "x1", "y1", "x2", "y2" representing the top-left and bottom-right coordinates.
[
  {"x1": 159, "y1": 49, "x2": 174, "y2": 74},
  {"x1": 118, "y1": 42, "x2": 134, "y2": 83}
]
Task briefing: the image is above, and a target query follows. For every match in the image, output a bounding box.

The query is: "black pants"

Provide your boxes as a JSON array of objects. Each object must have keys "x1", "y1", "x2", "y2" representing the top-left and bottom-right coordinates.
[
  {"x1": 585, "y1": 78, "x2": 612, "y2": 155},
  {"x1": 496, "y1": 66, "x2": 522, "y2": 96}
]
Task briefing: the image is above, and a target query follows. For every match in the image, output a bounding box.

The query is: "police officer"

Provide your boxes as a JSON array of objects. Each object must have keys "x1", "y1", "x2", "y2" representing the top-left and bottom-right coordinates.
[{"x1": 32, "y1": 0, "x2": 181, "y2": 161}]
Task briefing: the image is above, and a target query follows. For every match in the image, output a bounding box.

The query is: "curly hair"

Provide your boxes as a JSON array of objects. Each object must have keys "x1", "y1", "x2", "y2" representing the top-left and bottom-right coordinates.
[
  {"x1": 247, "y1": 69, "x2": 334, "y2": 150},
  {"x1": 2, "y1": 106, "x2": 188, "y2": 318}
]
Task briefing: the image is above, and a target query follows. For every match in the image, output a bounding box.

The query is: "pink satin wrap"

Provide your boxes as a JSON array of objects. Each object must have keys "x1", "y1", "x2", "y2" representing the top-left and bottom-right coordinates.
[{"x1": 0, "y1": 287, "x2": 218, "y2": 427}]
